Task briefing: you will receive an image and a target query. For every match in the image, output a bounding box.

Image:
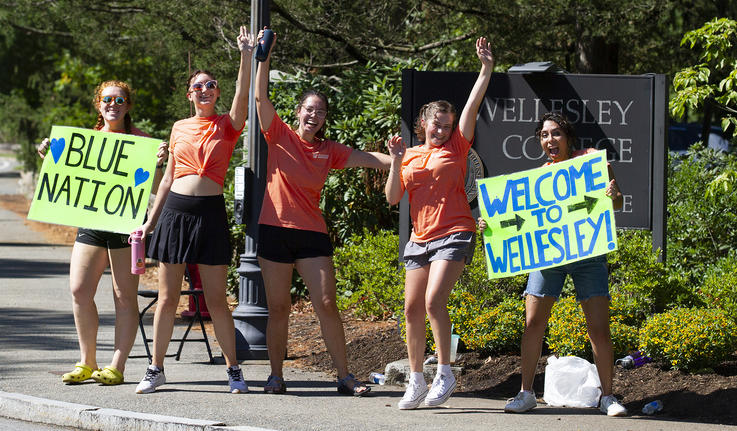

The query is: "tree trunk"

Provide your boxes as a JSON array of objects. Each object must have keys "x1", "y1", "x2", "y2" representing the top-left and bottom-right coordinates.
[{"x1": 576, "y1": 36, "x2": 619, "y2": 74}]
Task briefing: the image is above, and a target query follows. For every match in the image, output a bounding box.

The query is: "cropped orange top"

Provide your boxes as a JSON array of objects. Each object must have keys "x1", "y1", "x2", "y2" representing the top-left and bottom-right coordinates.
[{"x1": 169, "y1": 114, "x2": 243, "y2": 186}]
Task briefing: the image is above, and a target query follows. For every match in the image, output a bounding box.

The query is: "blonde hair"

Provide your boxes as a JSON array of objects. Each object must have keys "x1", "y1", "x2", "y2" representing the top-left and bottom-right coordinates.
[{"x1": 93, "y1": 80, "x2": 133, "y2": 133}]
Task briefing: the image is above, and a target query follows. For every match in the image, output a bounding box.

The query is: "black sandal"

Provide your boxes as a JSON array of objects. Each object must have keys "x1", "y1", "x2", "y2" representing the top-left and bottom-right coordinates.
[{"x1": 337, "y1": 373, "x2": 371, "y2": 397}]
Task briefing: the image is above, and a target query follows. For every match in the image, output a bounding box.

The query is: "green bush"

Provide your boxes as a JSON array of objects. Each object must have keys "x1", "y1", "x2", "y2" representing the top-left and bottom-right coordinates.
[
  {"x1": 698, "y1": 251, "x2": 737, "y2": 323},
  {"x1": 608, "y1": 230, "x2": 695, "y2": 314},
  {"x1": 333, "y1": 229, "x2": 405, "y2": 319},
  {"x1": 453, "y1": 295, "x2": 525, "y2": 354},
  {"x1": 667, "y1": 148, "x2": 737, "y2": 282},
  {"x1": 547, "y1": 295, "x2": 640, "y2": 359},
  {"x1": 639, "y1": 307, "x2": 737, "y2": 370}
]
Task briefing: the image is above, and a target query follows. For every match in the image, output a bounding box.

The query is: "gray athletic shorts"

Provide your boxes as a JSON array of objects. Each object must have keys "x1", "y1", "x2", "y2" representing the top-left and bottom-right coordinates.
[{"x1": 403, "y1": 231, "x2": 476, "y2": 270}]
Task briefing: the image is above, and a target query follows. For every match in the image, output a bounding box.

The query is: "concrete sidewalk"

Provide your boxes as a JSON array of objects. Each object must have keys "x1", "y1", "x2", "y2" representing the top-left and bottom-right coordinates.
[{"x1": 0, "y1": 163, "x2": 733, "y2": 430}]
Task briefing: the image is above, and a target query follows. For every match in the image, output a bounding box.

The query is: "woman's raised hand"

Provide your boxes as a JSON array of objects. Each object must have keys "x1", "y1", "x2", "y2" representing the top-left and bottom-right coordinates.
[
  {"x1": 476, "y1": 37, "x2": 494, "y2": 70},
  {"x1": 37, "y1": 138, "x2": 50, "y2": 159},
  {"x1": 237, "y1": 25, "x2": 256, "y2": 53},
  {"x1": 156, "y1": 141, "x2": 168, "y2": 167},
  {"x1": 387, "y1": 135, "x2": 406, "y2": 160}
]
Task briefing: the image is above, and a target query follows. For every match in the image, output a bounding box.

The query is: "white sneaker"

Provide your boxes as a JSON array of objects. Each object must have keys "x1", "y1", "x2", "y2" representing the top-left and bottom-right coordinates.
[
  {"x1": 424, "y1": 372, "x2": 456, "y2": 407},
  {"x1": 398, "y1": 381, "x2": 429, "y2": 410},
  {"x1": 227, "y1": 365, "x2": 249, "y2": 394},
  {"x1": 504, "y1": 390, "x2": 537, "y2": 413},
  {"x1": 600, "y1": 395, "x2": 628, "y2": 416},
  {"x1": 135, "y1": 365, "x2": 165, "y2": 394}
]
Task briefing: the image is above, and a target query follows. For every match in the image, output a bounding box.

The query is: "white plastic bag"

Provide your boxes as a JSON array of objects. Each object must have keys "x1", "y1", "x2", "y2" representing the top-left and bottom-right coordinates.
[{"x1": 543, "y1": 355, "x2": 602, "y2": 408}]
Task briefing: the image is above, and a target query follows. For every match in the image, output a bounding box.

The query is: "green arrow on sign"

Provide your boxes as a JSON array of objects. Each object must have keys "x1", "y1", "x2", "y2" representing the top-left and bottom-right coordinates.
[
  {"x1": 567, "y1": 195, "x2": 599, "y2": 214},
  {"x1": 500, "y1": 214, "x2": 525, "y2": 231}
]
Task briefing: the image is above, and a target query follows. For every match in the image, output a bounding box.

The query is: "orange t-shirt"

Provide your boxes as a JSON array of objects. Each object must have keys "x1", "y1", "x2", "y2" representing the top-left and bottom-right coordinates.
[
  {"x1": 170, "y1": 114, "x2": 243, "y2": 186},
  {"x1": 258, "y1": 113, "x2": 353, "y2": 234},
  {"x1": 400, "y1": 127, "x2": 476, "y2": 242}
]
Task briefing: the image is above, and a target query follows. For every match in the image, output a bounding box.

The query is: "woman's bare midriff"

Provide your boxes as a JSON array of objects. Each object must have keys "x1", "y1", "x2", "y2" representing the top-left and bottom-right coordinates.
[{"x1": 170, "y1": 174, "x2": 223, "y2": 196}]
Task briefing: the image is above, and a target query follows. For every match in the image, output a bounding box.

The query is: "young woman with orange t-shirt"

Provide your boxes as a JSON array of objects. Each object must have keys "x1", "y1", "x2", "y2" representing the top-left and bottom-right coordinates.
[
  {"x1": 254, "y1": 28, "x2": 391, "y2": 396},
  {"x1": 37, "y1": 81, "x2": 167, "y2": 386},
  {"x1": 385, "y1": 37, "x2": 494, "y2": 409},
  {"x1": 133, "y1": 26, "x2": 256, "y2": 395}
]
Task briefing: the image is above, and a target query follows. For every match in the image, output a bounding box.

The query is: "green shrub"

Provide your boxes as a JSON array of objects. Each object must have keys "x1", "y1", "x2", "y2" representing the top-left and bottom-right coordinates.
[
  {"x1": 547, "y1": 297, "x2": 590, "y2": 357},
  {"x1": 667, "y1": 148, "x2": 737, "y2": 282},
  {"x1": 698, "y1": 251, "x2": 737, "y2": 323},
  {"x1": 453, "y1": 295, "x2": 525, "y2": 354},
  {"x1": 547, "y1": 295, "x2": 640, "y2": 359},
  {"x1": 608, "y1": 230, "x2": 696, "y2": 314},
  {"x1": 639, "y1": 307, "x2": 737, "y2": 370},
  {"x1": 333, "y1": 229, "x2": 405, "y2": 319}
]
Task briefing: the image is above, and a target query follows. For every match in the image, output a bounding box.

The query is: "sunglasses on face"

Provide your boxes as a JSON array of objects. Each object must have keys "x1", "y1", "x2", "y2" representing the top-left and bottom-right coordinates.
[
  {"x1": 190, "y1": 80, "x2": 218, "y2": 92},
  {"x1": 101, "y1": 96, "x2": 128, "y2": 105}
]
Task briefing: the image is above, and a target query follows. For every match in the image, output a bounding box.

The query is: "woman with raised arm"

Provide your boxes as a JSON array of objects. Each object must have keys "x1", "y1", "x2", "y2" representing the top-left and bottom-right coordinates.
[
  {"x1": 254, "y1": 28, "x2": 390, "y2": 396},
  {"x1": 385, "y1": 37, "x2": 494, "y2": 409},
  {"x1": 37, "y1": 81, "x2": 167, "y2": 386},
  {"x1": 498, "y1": 112, "x2": 627, "y2": 416},
  {"x1": 133, "y1": 26, "x2": 255, "y2": 394}
]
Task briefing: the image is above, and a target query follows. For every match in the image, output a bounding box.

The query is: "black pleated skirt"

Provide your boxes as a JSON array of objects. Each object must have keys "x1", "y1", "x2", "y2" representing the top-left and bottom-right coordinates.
[{"x1": 148, "y1": 191, "x2": 231, "y2": 265}]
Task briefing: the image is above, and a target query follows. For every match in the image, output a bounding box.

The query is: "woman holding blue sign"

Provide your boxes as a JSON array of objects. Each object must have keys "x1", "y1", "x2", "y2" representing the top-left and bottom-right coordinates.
[
  {"x1": 495, "y1": 112, "x2": 627, "y2": 416},
  {"x1": 384, "y1": 37, "x2": 494, "y2": 409},
  {"x1": 37, "y1": 80, "x2": 167, "y2": 386},
  {"x1": 133, "y1": 26, "x2": 256, "y2": 395}
]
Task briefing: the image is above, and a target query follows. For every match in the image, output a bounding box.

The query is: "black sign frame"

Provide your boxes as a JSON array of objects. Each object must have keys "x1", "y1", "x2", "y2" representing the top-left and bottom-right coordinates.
[{"x1": 399, "y1": 70, "x2": 667, "y2": 260}]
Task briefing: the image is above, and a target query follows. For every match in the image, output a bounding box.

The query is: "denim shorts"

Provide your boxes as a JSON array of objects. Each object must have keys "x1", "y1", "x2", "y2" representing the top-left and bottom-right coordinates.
[
  {"x1": 525, "y1": 254, "x2": 610, "y2": 301},
  {"x1": 403, "y1": 231, "x2": 476, "y2": 270}
]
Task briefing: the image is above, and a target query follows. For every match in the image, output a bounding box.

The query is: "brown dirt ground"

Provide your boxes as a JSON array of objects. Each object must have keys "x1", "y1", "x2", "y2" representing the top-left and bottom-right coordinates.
[{"x1": 3, "y1": 193, "x2": 736, "y2": 424}]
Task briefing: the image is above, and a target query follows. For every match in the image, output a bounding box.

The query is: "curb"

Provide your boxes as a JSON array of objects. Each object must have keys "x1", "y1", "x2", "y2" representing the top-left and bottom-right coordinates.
[{"x1": 0, "y1": 391, "x2": 275, "y2": 431}]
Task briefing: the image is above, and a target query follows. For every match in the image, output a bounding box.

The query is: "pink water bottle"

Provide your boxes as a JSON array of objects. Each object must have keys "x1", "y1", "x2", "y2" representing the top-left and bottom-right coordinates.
[{"x1": 129, "y1": 229, "x2": 146, "y2": 275}]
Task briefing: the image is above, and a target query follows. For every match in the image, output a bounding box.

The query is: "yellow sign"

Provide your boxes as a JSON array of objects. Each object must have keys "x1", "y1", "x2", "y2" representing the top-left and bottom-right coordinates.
[
  {"x1": 476, "y1": 150, "x2": 617, "y2": 279},
  {"x1": 27, "y1": 126, "x2": 160, "y2": 234}
]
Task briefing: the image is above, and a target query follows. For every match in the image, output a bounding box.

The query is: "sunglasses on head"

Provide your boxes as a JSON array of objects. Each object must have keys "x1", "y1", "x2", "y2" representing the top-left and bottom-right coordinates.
[
  {"x1": 101, "y1": 96, "x2": 128, "y2": 105},
  {"x1": 190, "y1": 80, "x2": 218, "y2": 92}
]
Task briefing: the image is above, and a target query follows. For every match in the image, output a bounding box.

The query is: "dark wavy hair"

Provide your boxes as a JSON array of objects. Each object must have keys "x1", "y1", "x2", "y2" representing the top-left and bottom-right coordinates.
[
  {"x1": 93, "y1": 80, "x2": 133, "y2": 133},
  {"x1": 413, "y1": 100, "x2": 457, "y2": 142},
  {"x1": 535, "y1": 112, "x2": 576, "y2": 155},
  {"x1": 295, "y1": 89, "x2": 329, "y2": 140}
]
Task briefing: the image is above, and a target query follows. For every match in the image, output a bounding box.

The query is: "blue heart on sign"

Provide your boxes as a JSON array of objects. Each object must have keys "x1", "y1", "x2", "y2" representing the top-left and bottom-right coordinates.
[
  {"x1": 134, "y1": 168, "x2": 150, "y2": 187},
  {"x1": 50, "y1": 138, "x2": 65, "y2": 164}
]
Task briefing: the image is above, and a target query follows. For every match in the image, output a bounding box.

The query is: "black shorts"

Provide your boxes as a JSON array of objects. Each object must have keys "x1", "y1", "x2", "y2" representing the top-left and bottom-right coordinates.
[
  {"x1": 75, "y1": 228, "x2": 130, "y2": 249},
  {"x1": 147, "y1": 192, "x2": 231, "y2": 265},
  {"x1": 257, "y1": 224, "x2": 333, "y2": 263}
]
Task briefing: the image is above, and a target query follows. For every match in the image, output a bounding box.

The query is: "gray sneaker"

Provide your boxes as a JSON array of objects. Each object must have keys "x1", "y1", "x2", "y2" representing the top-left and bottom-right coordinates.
[
  {"x1": 135, "y1": 365, "x2": 165, "y2": 394},
  {"x1": 599, "y1": 395, "x2": 628, "y2": 416},
  {"x1": 504, "y1": 390, "x2": 537, "y2": 413},
  {"x1": 227, "y1": 365, "x2": 249, "y2": 394},
  {"x1": 424, "y1": 373, "x2": 457, "y2": 406}
]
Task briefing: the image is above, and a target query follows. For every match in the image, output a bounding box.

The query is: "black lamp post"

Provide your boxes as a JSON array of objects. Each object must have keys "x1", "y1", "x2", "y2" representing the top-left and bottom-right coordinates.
[{"x1": 232, "y1": 0, "x2": 270, "y2": 360}]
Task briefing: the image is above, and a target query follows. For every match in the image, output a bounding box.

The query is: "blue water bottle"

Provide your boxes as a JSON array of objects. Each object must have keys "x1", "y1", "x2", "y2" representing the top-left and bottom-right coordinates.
[{"x1": 256, "y1": 29, "x2": 274, "y2": 62}]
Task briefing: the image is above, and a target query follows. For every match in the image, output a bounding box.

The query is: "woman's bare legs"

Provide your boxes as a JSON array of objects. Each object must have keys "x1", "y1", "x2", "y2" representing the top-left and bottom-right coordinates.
[
  {"x1": 519, "y1": 295, "x2": 556, "y2": 391},
  {"x1": 151, "y1": 262, "x2": 185, "y2": 368},
  {"x1": 258, "y1": 257, "x2": 294, "y2": 378},
  {"x1": 198, "y1": 264, "x2": 238, "y2": 367},
  {"x1": 581, "y1": 296, "x2": 614, "y2": 396},
  {"x1": 106, "y1": 247, "x2": 140, "y2": 373},
  {"x1": 68, "y1": 242, "x2": 109, "y2": 370}
]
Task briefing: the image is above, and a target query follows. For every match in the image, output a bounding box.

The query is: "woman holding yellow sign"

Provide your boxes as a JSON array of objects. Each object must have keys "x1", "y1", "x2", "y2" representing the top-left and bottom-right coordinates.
[
  {"x1": 133, "y1": 26, "x2": 256, "y2": 395},
  {"x1": 37, "y1": 80, "x2": 167, "y2": 386},
  {"x1": 385, "y1": 36, "x2": 494, "y2": 409},
  {"x1": 487, "y1": 112, "x2": 627, "y2": 416}
]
